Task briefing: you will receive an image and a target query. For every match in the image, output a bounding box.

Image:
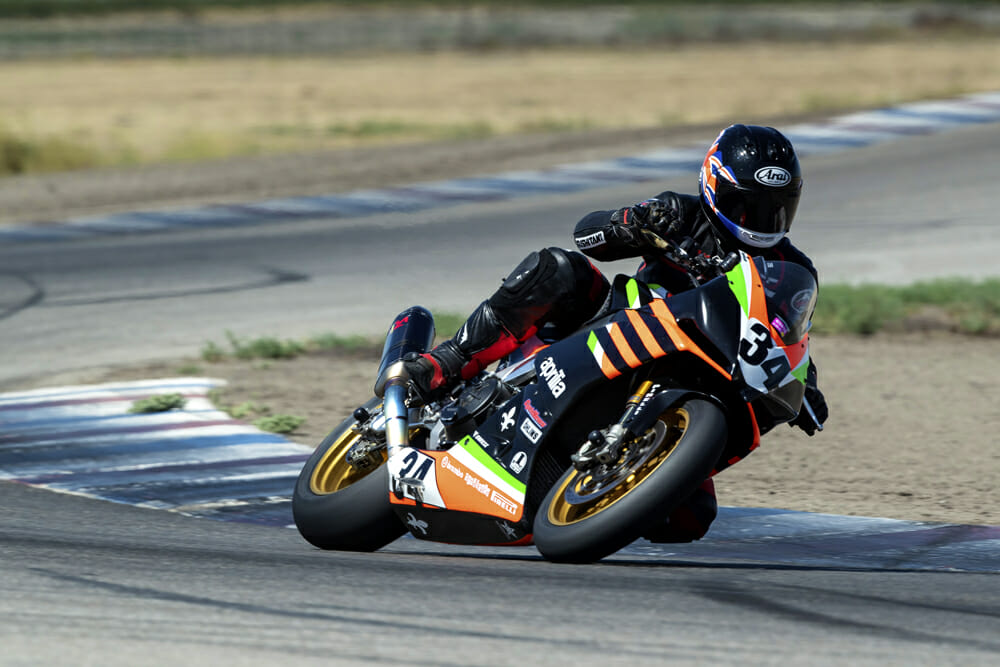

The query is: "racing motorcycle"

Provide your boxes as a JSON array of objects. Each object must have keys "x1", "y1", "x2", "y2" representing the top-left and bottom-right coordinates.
[{"x1": 292, "y1": 232, "x2": 819, "y2": 563}]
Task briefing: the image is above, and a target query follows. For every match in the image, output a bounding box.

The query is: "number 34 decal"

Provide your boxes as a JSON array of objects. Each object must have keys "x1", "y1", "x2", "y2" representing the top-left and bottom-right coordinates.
[{"x1": 739, "y1": 320, "x2": 790, "y2": 392}]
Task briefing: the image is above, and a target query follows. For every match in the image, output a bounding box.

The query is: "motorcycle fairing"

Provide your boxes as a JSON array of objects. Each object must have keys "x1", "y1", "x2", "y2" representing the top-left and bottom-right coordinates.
[
  {"x1": 387, "y1": 331, "x2": 632, "y2": 542},
  {"x1": 388, "y1": 252, "x2": 816, "y2": 543},
  {"x1": 726, "y1": 254, "x2": 814, "y2": 423},
  {"x1": 388, "y1": 433, "x2": 534, "y2": 543},
  {"x1": 389, "y1": 429, "x2": 525, "y2": 505}
]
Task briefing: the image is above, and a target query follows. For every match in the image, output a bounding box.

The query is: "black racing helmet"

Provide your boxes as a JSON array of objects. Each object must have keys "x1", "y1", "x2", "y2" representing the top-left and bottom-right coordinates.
[{"x1": 698, "y1": 124, "x2": 803, "y2": 249}]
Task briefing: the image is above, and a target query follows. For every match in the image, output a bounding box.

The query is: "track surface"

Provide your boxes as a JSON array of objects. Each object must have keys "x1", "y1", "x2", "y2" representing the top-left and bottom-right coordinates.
[
  {"x1": 2, "y1": 121, "x2": 1000, "y2": 663},
  {"x1": 3, "y1": 482, "x2": 998, "y2": 665}
]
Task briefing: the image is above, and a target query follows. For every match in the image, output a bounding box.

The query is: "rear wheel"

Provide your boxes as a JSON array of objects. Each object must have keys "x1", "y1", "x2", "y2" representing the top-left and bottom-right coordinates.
[
  {"x1": 292, "y1": 398, "x2": 405, "y2": 551},
  {"x1": 533, "y1": 398, "x2": 726, "y2": 563}
]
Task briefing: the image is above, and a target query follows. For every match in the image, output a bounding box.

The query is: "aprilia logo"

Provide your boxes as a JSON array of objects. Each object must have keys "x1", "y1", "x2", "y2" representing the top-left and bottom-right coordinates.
[{"x1": 539, "y1": 357, "x2": 566, "y2": 398}]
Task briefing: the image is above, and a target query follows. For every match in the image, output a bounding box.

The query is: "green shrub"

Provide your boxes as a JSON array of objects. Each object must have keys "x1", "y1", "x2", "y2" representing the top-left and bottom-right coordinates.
[
  {"x1": 254, "y1": 414, "x2": 306, "y2": 434},
  {"x1": 225, "y1": 331, "x2": 305, "y2": 360},
  {"x1": 128, "y1": 393, "x2": 187, "y2": 413},
  {"x1": 309, "y1": 333, "x2": 379, "y2": 355},
  {"x1": 201, "y1": 341, "x2": 226, "y2": 362},
  {"x1": 0, "y1": 127, "x2": 102, "y2": 176},
  {"x1": 812, "y1": 279, "x2": 1000, "y2": 336}
]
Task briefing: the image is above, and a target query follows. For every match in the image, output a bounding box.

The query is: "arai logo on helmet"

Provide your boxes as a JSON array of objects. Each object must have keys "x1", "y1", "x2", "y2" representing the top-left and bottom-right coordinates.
[{"x1": 754, "y1": 166, "x2": 791, "y2": 187}]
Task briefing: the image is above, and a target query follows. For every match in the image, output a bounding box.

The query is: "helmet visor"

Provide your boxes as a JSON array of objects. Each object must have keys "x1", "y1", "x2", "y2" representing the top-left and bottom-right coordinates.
[{"x1": 715, "y1": 185, "x2": 800, "y2": 237}]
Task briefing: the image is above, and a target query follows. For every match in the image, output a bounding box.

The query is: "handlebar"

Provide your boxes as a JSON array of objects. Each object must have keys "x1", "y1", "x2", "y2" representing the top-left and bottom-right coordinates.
[{"x1": 639, "y1": 227, "x2": 739, "y2": 287}]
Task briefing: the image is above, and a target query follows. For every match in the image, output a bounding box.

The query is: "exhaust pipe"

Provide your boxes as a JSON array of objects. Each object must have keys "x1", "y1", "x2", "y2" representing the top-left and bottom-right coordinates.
[{"x1": 373, "y1": 306, "x2": 435, "y2": 456}]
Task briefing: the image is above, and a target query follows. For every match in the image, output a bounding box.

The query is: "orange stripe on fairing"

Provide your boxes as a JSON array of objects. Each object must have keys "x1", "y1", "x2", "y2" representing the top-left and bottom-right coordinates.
[
  {"x1": 601, "y1": 352, "x2": 621, "y2": 379},
  {"x1": 428, "y1": 450, "x2": 523, "y2": 521},
  {"x1": 744, "y1": 259, "x2": 771, "y2": 329},
  {"x1": 608, "y1": 323, "x2": 642, "y2": 368},
  {"x1": 648, "y1": 299, "x2": 732, "y2": 380},
  {"x1": 625, "y1": 309, "x2": 666, "y2": 357}
]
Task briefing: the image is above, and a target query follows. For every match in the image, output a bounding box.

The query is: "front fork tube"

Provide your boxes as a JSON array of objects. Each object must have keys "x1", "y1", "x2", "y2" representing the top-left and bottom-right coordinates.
[{"x1": 574, "y1": 380, "x2": 656, "y2": 468}]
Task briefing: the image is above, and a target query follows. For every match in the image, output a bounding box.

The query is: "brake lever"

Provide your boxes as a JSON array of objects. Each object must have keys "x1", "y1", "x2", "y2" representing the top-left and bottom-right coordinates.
[{"x1": 801, "y1": 394, "x2": 824, "y2": 432}]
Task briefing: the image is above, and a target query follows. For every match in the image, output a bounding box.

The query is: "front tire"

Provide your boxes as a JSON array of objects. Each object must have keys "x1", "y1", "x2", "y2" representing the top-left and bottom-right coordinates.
[
  {"x1": 533, "y1": 398, "x2": 726, "y2": 563},
  {"x1": 292, "y1": 398, "x2": 405, "y2": 551}
]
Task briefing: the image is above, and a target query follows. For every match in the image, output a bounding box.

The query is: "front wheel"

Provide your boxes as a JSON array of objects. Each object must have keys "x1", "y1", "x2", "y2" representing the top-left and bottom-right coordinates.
[
  {"x1": 292, "y1": 397, "x2": 405, "y2": 551},
  {"x1": 533, "y1": 398, "x2": 726, "y2": 563}
]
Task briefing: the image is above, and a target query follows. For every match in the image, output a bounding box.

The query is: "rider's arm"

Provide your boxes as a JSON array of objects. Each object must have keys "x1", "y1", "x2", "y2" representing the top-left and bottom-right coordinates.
[
  {"x1": 573, "y1": 191, "x2": 692, "y2": 262},
  {"x1": 572, "y1": 208, "x2": 645, "y2": 261}
]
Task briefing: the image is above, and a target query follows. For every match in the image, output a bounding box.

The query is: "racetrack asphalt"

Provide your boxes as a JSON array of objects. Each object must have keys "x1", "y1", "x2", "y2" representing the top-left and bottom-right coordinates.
[
  {"x1": 3, "y1": 478, "x2": 999, "y2": 666},
  {"x1": 1, "y1": 100, "x2": 999, "y2": 664}
]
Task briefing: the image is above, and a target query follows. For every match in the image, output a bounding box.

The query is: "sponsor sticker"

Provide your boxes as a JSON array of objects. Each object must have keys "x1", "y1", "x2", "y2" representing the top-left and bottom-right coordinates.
[
  {"x1": 472, "y1": 430, "x2": 491, "y2": 450},
  {"x1": 510, "y1": 450, "x2": 528, "y2": 474},
  {"x1": 442, "y1": 455, "x2": 464, "y2": 478},
  {"x1": 490, "y1": 490, "x2": 518, "y2": 515},
  {"x1": 443, "y1": 455, "x2": 507, "y2": 503},
  {"x1": 523, "y1": 399, "x2": 547, "y2": 428},
  {"x1": 520, "y1": 419, "x2": 542, "y2": 443}
]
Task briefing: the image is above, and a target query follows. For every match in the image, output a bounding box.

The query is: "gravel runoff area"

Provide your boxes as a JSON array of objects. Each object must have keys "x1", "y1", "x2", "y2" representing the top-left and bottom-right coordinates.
[{"x1": 6, "y1": 125, "x2": 998, "y2": 528}]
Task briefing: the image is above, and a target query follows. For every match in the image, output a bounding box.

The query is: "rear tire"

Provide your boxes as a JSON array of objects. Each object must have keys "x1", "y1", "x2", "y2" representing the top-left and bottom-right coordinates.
[
  {"x1": 292, "y1": 398, "x2": 405, "y2": 551},
  {"x1": 533, "y1": 398, "x2": 726, "y2": 563}
]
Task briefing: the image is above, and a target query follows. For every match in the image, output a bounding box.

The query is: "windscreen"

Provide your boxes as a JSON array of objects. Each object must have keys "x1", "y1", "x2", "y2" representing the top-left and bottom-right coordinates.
[{"x1": 753, "y1": 257, "x2": 817, "y2": 345}]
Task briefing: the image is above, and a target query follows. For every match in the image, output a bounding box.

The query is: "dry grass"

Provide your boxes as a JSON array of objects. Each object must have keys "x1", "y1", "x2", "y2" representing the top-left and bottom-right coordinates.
[{"x1": 2, "y1": 37, "x2": 1000, "y2": 170}]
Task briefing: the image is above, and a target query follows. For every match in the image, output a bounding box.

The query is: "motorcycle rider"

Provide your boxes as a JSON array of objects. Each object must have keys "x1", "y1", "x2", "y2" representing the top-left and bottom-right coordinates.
[{"x1": 405, "y1": 124, "x2": 828, "y2": 543}]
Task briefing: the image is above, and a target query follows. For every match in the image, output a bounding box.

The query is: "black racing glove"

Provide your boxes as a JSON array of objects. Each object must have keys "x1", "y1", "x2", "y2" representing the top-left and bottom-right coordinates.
[
  {"x1": 791, "y1": 364, "x2": 828, "y2": 436},
  {"x1": 611, "y1": 199, "x2": 678, "y2": 247}
]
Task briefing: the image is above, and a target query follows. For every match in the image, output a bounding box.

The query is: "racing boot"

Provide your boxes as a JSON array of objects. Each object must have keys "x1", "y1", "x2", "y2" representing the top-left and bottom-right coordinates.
[
  {"x1": 643, "y1": 478, "x2": 718, "y2": 543},
  {"x1": 403, "y1": 301, "x2": 528, "y2": 400}
]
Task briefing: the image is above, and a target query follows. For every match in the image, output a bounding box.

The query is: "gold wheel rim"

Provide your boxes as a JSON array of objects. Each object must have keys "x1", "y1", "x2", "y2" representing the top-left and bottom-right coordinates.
[
  {"x1": 546, "y1": 408, "x2": 690, "y2": 526},
  {"x1": 309, "y1": 428, "x2": 385, "y2": 495}
]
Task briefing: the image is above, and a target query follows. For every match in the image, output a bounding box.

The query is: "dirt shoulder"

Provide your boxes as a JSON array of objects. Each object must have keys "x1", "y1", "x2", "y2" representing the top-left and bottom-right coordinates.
[{"x1": 89, "y1": 332, "x2": 999, "y2": 526}]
